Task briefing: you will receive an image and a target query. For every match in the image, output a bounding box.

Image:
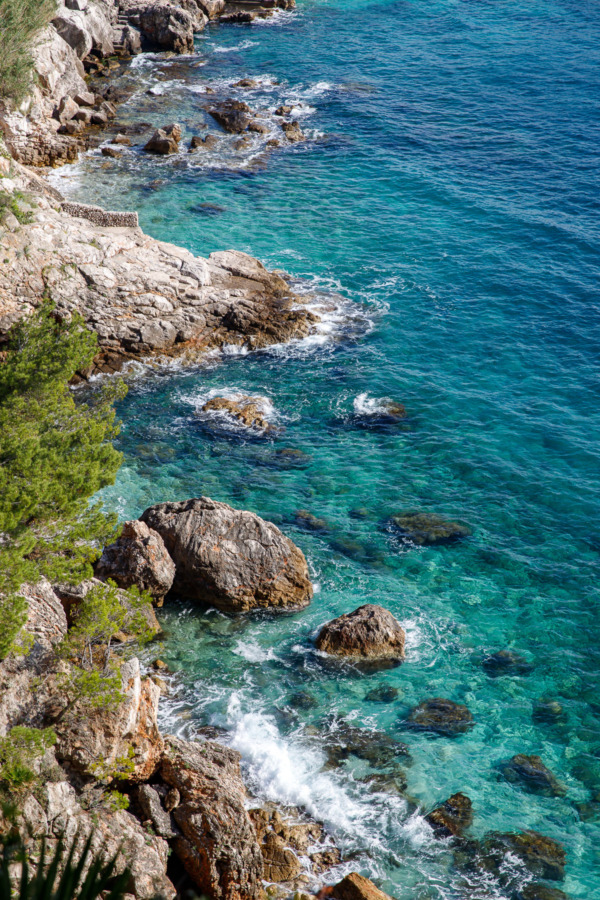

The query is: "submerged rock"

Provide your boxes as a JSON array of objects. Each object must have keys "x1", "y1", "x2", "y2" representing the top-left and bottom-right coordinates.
[
  {"x1": 140, "y1": 497, "x2": 313, "y2": 613},
  {"x1": 516, "y1": 886, "x2": 570, "y2": 900},
  {"x1": 482, "y1": 649, "x2": 533, "y2": 677},
  {"x1": 330, "y1": 873, "x2": 393, "y2": 900},
  {"x1": 425, "y1": 792, "x2": 473, "y2": 838},
  {"x1": 209, "y1": 99, "x2": 253, "y2": 134},
  {"x1": 480, "y1": 831, "x2": 566, "y2": 881},
  {"x1": 365, "y1": 684, "x2": 399, "y2": 703},
  {"x1": 95, "y1": 519, "x2": 176, "y2": 604},
  {"x1": 270, "y1": 448, "x2": 312, "y2": 469},
  {"x1": 161, "y1": 736, "x2": 263, "y2": 900},
  {"x1": 143, "y1": 122, "x2": 182, "y2": 154},
  {"x1": 533, "y1": 698, "x2": 566, "y2": 725},
  {"x1": 288, "y1": 690, "x2": 318, "y2": 710},
  {"x1": 200, "y1": 395, "x2": 274, "y2": 432},
  {"x1": 388, "y1": 511, "x2": 471, "y2": 546},
  {"x1": 316, "y1": 604, "x2": 405, "y2": 665},
  {"x1": 294, "y1": 509, "x2": 330, "y2": 532},
  {"x1": 498, "y1": 754, "x2": 566, "y2": 797},
  {"x1": 323, "y1": 720, "x2": 410, "y2": 769},
  {"x1": 405, "y1": 698, "x2": 474, "y2": 736}
]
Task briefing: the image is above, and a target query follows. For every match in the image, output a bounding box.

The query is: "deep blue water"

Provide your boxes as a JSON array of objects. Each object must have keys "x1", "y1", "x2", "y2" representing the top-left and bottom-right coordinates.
[{"x1": 54, "y1": 1, "x2": 600, "y2": 896}]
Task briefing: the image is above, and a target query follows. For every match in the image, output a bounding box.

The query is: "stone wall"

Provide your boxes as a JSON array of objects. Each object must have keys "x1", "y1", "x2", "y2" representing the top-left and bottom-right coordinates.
[{"x1": 61, "y1": 200, "x2": 139, "y2": 228}]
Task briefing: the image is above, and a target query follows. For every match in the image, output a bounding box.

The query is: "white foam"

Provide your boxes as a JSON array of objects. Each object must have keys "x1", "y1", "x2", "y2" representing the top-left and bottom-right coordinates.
[
  {"x1": 353, "y1": 393, "x2": 395, "y2": 417},
  {"x1": 233, "y1": 639, "x2": 277, "y2": 663},
  {"x1": 212, "y1": 39, "x2": 258, "y2": 53}
]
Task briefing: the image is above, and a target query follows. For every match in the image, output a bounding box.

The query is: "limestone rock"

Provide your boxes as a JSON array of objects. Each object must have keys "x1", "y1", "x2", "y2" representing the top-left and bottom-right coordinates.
[
  {"x1": 209, "y1": 100, "x2": 252, "y2": 134},
  {"x1": 389, "y1": 511, "x2": 471, "y2": 546},
  {"x1": 134, "y1": 783, "x2": 177, "y2": 838},
  {"x1": 405, "y1": 698, "x2": 474, "y2": 736},
  {"x1": 95, "y1": 519, "x2": 176, "y2": 603},
  {"x1": 33, "y1": 26, "x2": 87, "y2": 99},
  {"x1": 200, "y1": 395, "x2": 274, "y2": 433},
  {"x1": 160, "y1": 736, "x2": 263, "y2": 900},
  {"x1": 51, "y1": 8, "x2": 94, "y2": 59},
  {"x1": 425, "y1": 792, "x2": 473, "y2": 838},
  {"x1": 315, "y1": 604, "x2": 405, "y2": 664},
  {"x1": 55, "y1": 657, "x2": 163, "y2": 781},
  {"x1": 140, "y1": 497, "x2": 313, "y2": 613},
  {"x1": 498, "y1": 754, "x2": 565, "y2": 797},
  {"x1": 195, "y1": 0, "x2": 225, "y2": 17},
  {"x1": 21, "y1": 579, "x2": 68, "y2": 651},
  {"x1": 144, "y1": 123, "x2": 182, "y2": 153},
  {"x1": 330, "y1": 873, "x2": 393, "y2": 900},
  {"x1": 249, "y1": 806, "x2": 340, "y2": 880},
  {"x1": 121, "y1": 1, "x2": 195, "y2": 53}
]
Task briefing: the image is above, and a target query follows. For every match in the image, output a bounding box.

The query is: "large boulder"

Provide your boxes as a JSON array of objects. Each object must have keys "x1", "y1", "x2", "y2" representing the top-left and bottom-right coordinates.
[
  {"x1": 388, "y1": 511, "x2": 471, "y2": 546},
  {"x1": 195, "y1": 0, "x2": 225, "y2": 17},
  {"x1": 95, "y1": 519, "x2": 176, "y2": 604},
  {"x1": 160, "y1": 736, "x2": 263, "y2": 900},
  {"x1": 315, "y1": 604, "x2": 405, "y2": 665},
  {"x1": 32, "y1": 26, "x2": 87, "y2": 102},
  {"x1": 54, "y1": 657, "x2": 164, "y2": 781},
  {"x1": 143, "y1": 122, "x2": 182, "y2": 154},
  {"x1": 209, "y1": 100, "x2": 252, "y2": 134},
  {"x1": 405, "y1": 698, "x2": 474, "y2": 736},
  {"x1": 330, "y1": 873, "x2": 393, "y2": 900},
  {"x1": 199, "y1": 395, "x2": 274, "y2": 433},
  {"x1": 51, "y1": 8, "x2": 94, "y2": 59},
  {"x1": 425, "y1": 792, "x2": 473, "y2": 838},
  {"x1": 140, "y1": 497, "x2": 313, "y2": 613},
  {"x1": 121, "y1": 1, "x2": 195, "y2": 53},
  {"x1": 498, "y1": 754, "x2": 565, "y2": 797}
]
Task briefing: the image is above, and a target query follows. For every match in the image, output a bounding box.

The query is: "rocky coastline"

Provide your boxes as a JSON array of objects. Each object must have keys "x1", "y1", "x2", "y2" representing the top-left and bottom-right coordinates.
[{"x1": 0, "y1": 4, "x2": 571, "y2": 900}]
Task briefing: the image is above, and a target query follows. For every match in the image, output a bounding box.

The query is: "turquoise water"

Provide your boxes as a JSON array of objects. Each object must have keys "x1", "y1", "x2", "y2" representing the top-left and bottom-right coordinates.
[{"x1": 56, "y1": 1, "x2": 600, "y2": 896}]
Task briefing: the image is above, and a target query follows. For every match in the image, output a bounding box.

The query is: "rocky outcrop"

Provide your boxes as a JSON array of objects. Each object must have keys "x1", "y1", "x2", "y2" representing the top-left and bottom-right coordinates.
[
  {"x1": 209, "y1": 100, "x2": 253, "y2": 134},
  {"x1": 54, "y1": 657, "x2": 163, "y2": 781},
  {"x1": 315, "y1": 604, "x2": 405, "y2": 665},
  {"x1": 388, "y1": 512, "x2": 471, "y2": 546},
  {"x1": 143, "y1": 122, "x2": 182, "y2": 154},
  {"x1": 425, "y1": 792, "x2": 473, "y2": 838},
  {"x1": 160, "y1": 736, "x2": 264, "y2": 900},
  {"x1": 480, "y1": 831, "x2": 566, "y2": 882},
  {"x1": 330, "y1": 873, "x2": 393, "y2": 900},
  {"x1": 196, "y1": 0, "x2": 225, "y2": 17},
  {"x1": 140, "y1": 497, "x2": 313, "y2": 613},
  {"x1": 199, "y1": 395, "x2": 274, "y2": 433},
  {"x1": 405, "y1": 698, "x2": 474, "y2": 736},
  {"x1": 498, "y1": 754, "x2": 565, "y2": 797},
  {"x1": 249, "y1": 806, "x2": 340, "y2": 884},
  {"x1": 281, "y1": 120, "x2": 305, "y2": 142},
  {"x1": 95, "y1": 520, "x2": 176, "y2": 604},
  {"x1": 120, "y1": 0, "x2": 196, "y2": 53}
]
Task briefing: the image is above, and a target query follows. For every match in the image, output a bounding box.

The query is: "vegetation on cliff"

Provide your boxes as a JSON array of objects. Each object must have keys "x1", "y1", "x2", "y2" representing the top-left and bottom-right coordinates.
[
  {"x1": 0, "y1": 303, "x2": 125, "y2": 659},
  {"x1": 0, "y1": 0, "x2": 57, "y2": 102}
]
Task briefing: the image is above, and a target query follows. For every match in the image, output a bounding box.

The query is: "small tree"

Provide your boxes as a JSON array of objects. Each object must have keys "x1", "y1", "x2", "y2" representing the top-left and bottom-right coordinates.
[
  {"x1": 0, "y1": 304, "x2": 126, "y2": 659},
  {"x1": 0, "y1": 727, "x2": 56, "y2": 793}
]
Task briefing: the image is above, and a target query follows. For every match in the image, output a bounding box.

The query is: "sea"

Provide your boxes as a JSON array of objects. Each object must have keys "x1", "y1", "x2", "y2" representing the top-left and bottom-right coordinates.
[{"x1": 50, "y1": 1, "x2": 600, "y2": 896}]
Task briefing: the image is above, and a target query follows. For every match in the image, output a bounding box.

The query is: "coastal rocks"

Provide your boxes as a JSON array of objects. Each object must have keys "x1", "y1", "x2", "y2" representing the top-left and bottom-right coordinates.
[
  {"x1": 481, "y1": 649, "x2": 533, "y2": 677},
  {"x1": 54, "y1": 577, "x2": 161, "y2": 637},
  {"x1": 497, "y1": 754, "x2": 565, "y2": 797},
  {"x1": 95, "y1": 519, "x2": 176, "y2": 604},
  {"x1": 533, "y1": 699, "x2": 566, "y2": 725},
  {"x1": 405, "y1": 698, "x2": 474, "y2": 736},
  {"x1": 160, "y1": 736, "x2": 264, "y2": 900},
  {"x1": 209, "y1": 100, "x2": 253, "y2": 134},
  {"x1": 388, "y1": 512, "x2": 471, "y2": 547},
  {"x1": 315, "y1": 604, "x2": 405, "y2": 665},
  {"x1": 140, "y1": 497, "x2": 313, "y2": 613},
  {"x1": 249, "y1": 806, "x2": 340, "y2": 881},
  {"x1": 54, "y1": 657, "x2": 164, "y2": 782},
  {"x1": 425, "y1": 792, "x2": 473, "y2": 838},
  {"x1": 295, "y1": 509, "x2": 330, "y2": 532},
  {"x1": 323, "y1": 721, "x2": 410, "y2": 769},
  {"x1": 516, "y1": 887, "x2": 569, "y2": 900},
  {"x1": 189, "y1": 133, "x2": 218, "y2": 150},
  {"x1": 480, "y1": 831, "x2": 566, "y2": 881},
  {"x1": 120, "y1": 1, "x2": 195, "y2": 53},
  {"x1": 195, "y1": 0, "x2": 225, "y2": 17},
  {"x1": 52, "y1": 7, "x2": 94, "y2": 59},
  {"x1": 281, "y1": 120, "x2": 305, "y2": 142},
  {"x1": 133, "y1": 783, "x2": 178, "y2": 838},
  {"x1": 21, "y1": 579, "x2": 69, "y2": 651},
  {"x1": 353, "y1": 395, "x2": 407, "y2": 426},
  {"x1": 365, "y1": 684, "x2": 399, "y2": 703},
  {"x1": 200, "y1": 395, "x2": 274, "y2": 433},
  {"x1": 330, "y1": 873, "x2": 393, "y2": 900},
  {"x1": 143, "y1": 122, "x2": 182, "y2": 154}
]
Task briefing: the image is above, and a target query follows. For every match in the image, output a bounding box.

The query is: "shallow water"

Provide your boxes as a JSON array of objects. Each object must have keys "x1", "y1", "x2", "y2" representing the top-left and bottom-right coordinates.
[{"x1": 57, "y1": 0, "x2": 600, "y2": 896}]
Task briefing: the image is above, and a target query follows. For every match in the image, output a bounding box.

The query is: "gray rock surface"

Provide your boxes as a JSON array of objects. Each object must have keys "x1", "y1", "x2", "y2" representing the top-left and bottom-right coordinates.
[
  {"x1": 140, "y1": 497, "x2": 313, "y2": 613},
  {"x1": 315, "y1": 604, "x2": 405, "y2": 663},
  {"x1": 96, "y1": 520, "x2": 176, "y2": 603}
]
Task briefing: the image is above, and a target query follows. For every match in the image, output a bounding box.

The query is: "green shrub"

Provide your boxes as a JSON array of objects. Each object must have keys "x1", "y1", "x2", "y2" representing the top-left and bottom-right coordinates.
[
  {"x1": 0, "y1": 0, "x2": 57, "y2": 103},
  {"x1": 0, "y1": 727, "x2": 56, "y2": 793}
]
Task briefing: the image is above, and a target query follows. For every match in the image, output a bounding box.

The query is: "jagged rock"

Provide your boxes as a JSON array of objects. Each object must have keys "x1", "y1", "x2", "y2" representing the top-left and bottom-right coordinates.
[
  {"x1": 405, "y1": 698, "x2": 474, "y2": 736},
  {"x1": 51, "y1": 8, "x2": 94, "y2": 59},
  {"x1": 175, "y1": 0, "x2": 208, "y2": 30},
  {"x1": 54, "y1": 657, "x2": 163, "y2": 781},
  {"x1": 195, "y1": 0, "x2": 225, "y2": 17},
  {"x1": 482, "y1": 649, "x2": 533, "y2": 677},
  {"x1": 281, "y1": 120, "x2": 304, "y2": 142},
  {"x1": 200, "y1": 396, "x2": 274, "y2": 432},
  {"x1": 21, "y1": 579, "x2": 69, "y2": 651},
  {"x1": 249, "y1": 805, "x2": 339, "y2": 879},
  {"x1": 330, "y1": 873, "x2": 393, "y2": 900},
  {"x1": 101, "y1": 145, "x2": 121, "y2": 158},
  {"x1": 189, "y1": 133, "x2": 218, "y2": 150},
  {"x1": 57, "y1": 95, "x2": 80, "y2": 122},
  {"x1": 425, "y1": 792, "x2": 473, "y2": 837},
  {"x1": 121, "y1": 1, "x2": 195, "y2": 53},
  {"x1": 480, "y1": 831, "x2": 566, "y2": 881},
  {"x1": 140, "y1": 497, "x2": 313, "y2": 613},
  {"x1": 134, "y1": 783, "x2": 177, "y2": 838},
  {"x1": 160, "y1": 736, "x2": 263, "y2": 900},
  {"x1": 315, "y1": 605, "x2": 405, "y2": 664},
  {"x1": 498, "y1": 754, "x2": 566, "y2": 797},
  {"x1": 209, "y1": 100, "x2": 252, "y2": 134},
  {"x1": 95, "y1": 519, "x2": 176, "y2": 604},
  {"x1": 143, "y1": 122, "x2": 182, "y2": 153},
  {"x1": 389, "y1": 511, "x2": 471, "y2": 546},
  {"x1": 323, "y1": 721, "x2": 410, "y2": 768},
  {"x1": 220, "y1": 10, "x2": 257, "y2": 23},
  {"x1": 275, "y1": 105, "x2": 292, "y2": 116},
  {"x1": 74, "y1": 90, "x2": 95, "y2": 106},
  {"x1": 248, "y1": 120, "x2": 270, "y2": 134}
]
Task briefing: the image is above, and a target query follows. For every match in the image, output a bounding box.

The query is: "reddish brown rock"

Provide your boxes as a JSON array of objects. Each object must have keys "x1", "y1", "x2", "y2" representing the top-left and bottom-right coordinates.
[
  {"x1": 144, "y1": 123, "x2": 182, "y2": 154},
  {"x1": 140, "y1": 497, "x2": 313, "y2": 613},
  {"x1": 425, "y1": 792, "x2": 473, "y2": 837},
  {"x1": 315, "y1": 604, "x2": 405, "y2": 664},
  {"x1": 95, "y1": 519, "x2": 176, "y2": 604},
  {"x1": 330, "y1": 873, "x2": 393, "y2": 900}
]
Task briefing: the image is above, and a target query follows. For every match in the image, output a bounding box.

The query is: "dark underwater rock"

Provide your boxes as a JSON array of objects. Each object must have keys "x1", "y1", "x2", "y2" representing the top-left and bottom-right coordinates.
[
  {"x1": 482, "y1": 649, "x2": 533, "y2": 677},
  {"x1": 405, "y1": 698, "x2": 474, "y2": 736},
  {"x1": 316, "y1": 604, "x2": 405, "y2": 664},
  {"x1": 533, "y1": 699, "x2": 566, "y2": 725},
  {"x1": 288, "y1": 690, "x2": 318, "y2": 710},
  {"x1": 498, "y1": 754, "x2": 566, "y2": 797},
  {"x1": 425, "y1": 792, "x2": 473, "y2": 838},
  {"x1": 209, "y1": 99, "x2": 252, "y2": 134},
  {"x1": 481, "y1": 831, "x2": 566, "y2": 881},
  {"x1": 516, "y1": 885, "x2": 570, "y2": 900},
  {"x1": 294, "y1": 509, "x2": 330, "y2": 532},
  {"x1": 365, "y1": 684, "x2": 399, "y2": 703},
  {"x1": 323, "y1": 720, "x2": 411, "y2": 769},
  {"x1": 389, "y1": 511, "x2": 471, "y2": 546},
  {"x1": 270, "y1": 448, "x2": 312, "y2": 469}
]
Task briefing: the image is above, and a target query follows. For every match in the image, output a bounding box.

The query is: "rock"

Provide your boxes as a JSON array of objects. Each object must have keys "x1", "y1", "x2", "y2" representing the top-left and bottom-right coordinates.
[
  {"x1": 200, "y1": 395, "x2": 273, "y2": 432},
  {"x1": 73, "y1": 107, "x2": 92, "y2": 123},
  {"x1": 51, "y1": 9, "x2": 94, "y2": 59},
  {"x1": 233, "y1": 136, "x2": 252, "y2": 151},
  {"x1": 315, "y1": 604, "x2": 405, "y2": 665},
  {"x1": 323, "y1": 721, "x2": 410, "y2": 768},
  {"x1": 134, "y1": 784, "x2": 177, "y2": 838},
  {"x1": 58, "y1": 119, "x2": 84, "y2": 135},
  {"x1": 365, "y1": 685, "x2": 399, "y2": 703},
  {"x1": 353, "y1": 398, "x2": 406, "y2": 426},
  {"x1": 425, "y1": 792, "x2": 473, "y2": 837},
  {"x1": 21, "y1": 579, "x2": 69, "y2": 651},
  {"x1": 140, "y1": 497, "x2": 313, "y2": 613},
  {"x1": 533, "y1": 699, "x2": 566, "y2": 725},
  {"x1": 143, "y1": 122, "x2": 182, "y2": 154},
  {"x1": 101, "y1": 146, "x2": 121, "y2": 158},
  {"x1": 388, "y1": 512, "x2": 471, "y2": 546},
  {"x1": 54, "y1": 577, "x2": 161, "y2": 637},
  {"x1": 74, "y1": 90, "x2": 95, "y2": 107},
  {"x1": 330, "y1": 873, "x2": 393, "y2": 900},
  {"x1": 516, "y1": 886, "x2": 569, "y2": 900},
  {"x1": 271, "y1": 448, "x2": 312, "y2": 469},
  {"x1": 275, "y1": 105, "x2": 292, "y2": 116},
  {"x1": 195, "y1": 0, "x2": 225, "y2": 17},
  {"x1": 189, "y1": 133, "x2": 218, "y2": 151},
  {"x1": 249, "y1": 806, "x2": 339, "y2": 879},
  {"x1": 295, "y1": 509, "x2": 329, "y2": 532},
  {"x1": 54, "y1": 657, "x2": 163, "y2": 781},
  {"x1": 161, "y1": 736, "x2": 263, "y2": 900},
  {"x1": 405, "y1": 698, "x2": 474, "y2": 736},
  {"x1": 91, "y1": 109, "x2": 109, "y2": 126},
  {"x1": 248, "y1": 120, "x2": 270, "y2": 134},
  {"x1": 95, "y1": 519, "x2": 176, "y2": 604},
  {"x1": 288, "y1": 691, "x2": 318, "y2": 710},
  {"x1": 57, "y1": 95, "x2": 80, "y2": 122},
  {"x1": 281, "y1": 120, "x2": 305, "y2": 142},
  {"x1": 112, "y1": 134, "x2": 132, "y2": 145},
  {"x1": 481, "y1": 831, "x2": 566, "y2": 881},
  {"x1": 234, "y1": 78, "x2": 257, "y2": 88},
  {"x1": 220, "y1": 10, "x2": 257, "y2": 23},
  {"x1": 122, "y1": 2, "x2": 195, "y2": 53},
  {"x1": 481, "y1": 650, "x2": 533, "y2": 677},
  {"x1": 209, "y1": 100, "x2": 252, "y2": 134},
  {"x1": 498, "y1": 754, "x2": 566, "y2": 797}
]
